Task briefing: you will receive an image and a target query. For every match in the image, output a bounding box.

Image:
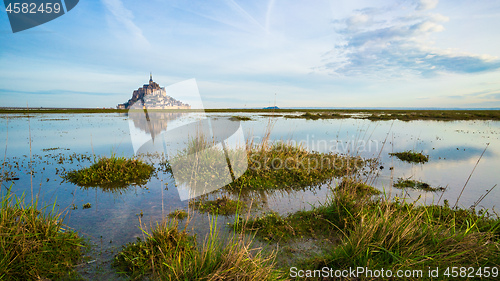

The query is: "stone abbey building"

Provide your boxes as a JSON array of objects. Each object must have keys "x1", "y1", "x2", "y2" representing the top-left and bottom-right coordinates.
[{"x1": 117, "y1": 74, "x2": 191, "y2": 109}]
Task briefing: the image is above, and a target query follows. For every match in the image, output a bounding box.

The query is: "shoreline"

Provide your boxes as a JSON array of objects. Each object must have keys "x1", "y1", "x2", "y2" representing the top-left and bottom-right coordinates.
[{"x1": 2, "y1": 107, "x2": 500, "y2": 121}]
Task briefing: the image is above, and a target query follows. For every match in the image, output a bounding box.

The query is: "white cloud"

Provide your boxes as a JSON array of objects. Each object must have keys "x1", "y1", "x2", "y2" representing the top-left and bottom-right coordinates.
[
  {"x1": 320, "y1": 1, "x2": 500, "y2": 78},
  {"x1": 102, "y1": 0, "x2": 149, "y2": 45},
  {"x1": 416, "y1": 0, "x2": 439, "y2": 11}
]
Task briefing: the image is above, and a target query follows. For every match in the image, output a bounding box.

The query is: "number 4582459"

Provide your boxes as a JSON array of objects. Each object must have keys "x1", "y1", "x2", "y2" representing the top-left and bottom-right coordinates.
[
  {"x1": 443, "y1": 267, "x2": 498, "y2": 278},
  {"x1": 5, "y1": 2, "x2": 62, "y2": 14}
]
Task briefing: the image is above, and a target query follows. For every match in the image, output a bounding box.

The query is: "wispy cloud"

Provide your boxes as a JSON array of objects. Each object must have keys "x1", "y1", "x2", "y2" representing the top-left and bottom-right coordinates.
[
  {"x1": 0, "y1": 88, "x2": 119, "y2": 96},
  {"x1": 484, "y1": 92, "x2": 500, "y2": 100},
  {"x1": 102, "y1": 0, "x2": 149, "y2": 45},
  {"x1": 446, "y1": 89, "x2": 500, "y2": 100},
  {"x1": 321, "y1": 0, "x2": 500, "y2": 78},
  {"x1": 168, "y1": 0, "x2": 268, "y2": 35},
  {"x1": 416, "y1": 0, "x2": 438, "y2": 11}
]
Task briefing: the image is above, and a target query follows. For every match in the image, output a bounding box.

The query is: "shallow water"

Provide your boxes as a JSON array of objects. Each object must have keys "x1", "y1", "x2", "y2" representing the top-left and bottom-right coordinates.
[{"x1": 1, "y1": 112, "x2": 499, "y2": 277}]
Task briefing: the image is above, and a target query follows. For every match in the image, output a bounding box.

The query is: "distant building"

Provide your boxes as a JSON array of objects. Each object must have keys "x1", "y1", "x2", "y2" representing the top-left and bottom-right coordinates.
[{"x1": 117, "y1": 73, "x2": 191, "y2": 110}]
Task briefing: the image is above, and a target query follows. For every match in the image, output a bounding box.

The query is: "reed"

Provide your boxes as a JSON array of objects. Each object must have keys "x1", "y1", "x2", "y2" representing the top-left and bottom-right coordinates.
[
  {"x1": 0, "y1": 187, "x2": 85, "y2": 280},
  {"x1": 301, "y1": 186, "x2": 500, "y2": 280},
  {"x1": 113, "y1": 216, "x2": 285, "y2": 280}
]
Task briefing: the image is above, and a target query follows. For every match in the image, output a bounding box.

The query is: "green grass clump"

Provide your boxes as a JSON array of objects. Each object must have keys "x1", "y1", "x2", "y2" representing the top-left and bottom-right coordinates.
[
  {"x1": 394, "y1": 177, "x2": 445, "y2": 192},
  {"x1": 234, "y1": 179, "x2": 377, "y2": 241},
  {"x1": 226, "y1": 142, "x2": 364, "y2": 193},
  {"x1": 365, "y1": 109, "x2": 500, "y2": 121},
  {"x1": 337, "y1": 178, "x2": 381, "y2": 196},
  {"x1": 168, "y1": 137, "x2": 364, "y2": 195},
  {"x1": 114, "y1": 220, "x2": 196, "y2": 278},
  {"x1": 300, "y1": 190, "x2": 500, "y2": 279},
  {"x1": 389, "y1": 150, "x2": 429, "y2": 163},
  {"x1": 233, "y1": 212, "x2": 295, "y2": 241},
  {"x1": 230, "y1": 115, "x2": 252, "y2": 121},
  {"x1": 113, "y1": 219, "x2": 285, "y2": 280},
  {"x1": 231, "y1": 179, "x2": 499, "y2": 275},
  {"x1": 0, "y1": 189, "x2": 85, "y2": 280},
  {"x1": 168, "y1": 209, "x2": 189, "y2": 220},
  {"x1": 63, "y1": 154, "x2": 154, "y2": 190},
  {"x1": 286, "y1": 112, "x2": 343, "y2": 120},
  {"x1": 306, "y1": 203, "x2": 499, "y2": 276},
  {"x1": 190, "y1": 196, "x2": 245, "y2": 216}
]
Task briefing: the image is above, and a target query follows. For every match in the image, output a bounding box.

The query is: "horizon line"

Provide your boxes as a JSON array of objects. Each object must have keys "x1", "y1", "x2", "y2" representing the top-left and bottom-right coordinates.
[{"x1": 1, "y1": 106, "x2": 500, "y2": 110}]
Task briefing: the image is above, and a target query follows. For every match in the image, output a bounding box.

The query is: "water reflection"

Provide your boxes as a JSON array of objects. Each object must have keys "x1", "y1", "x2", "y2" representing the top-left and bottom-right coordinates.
[
  {"x1": 427, "y1": 145, "x2": 494, "y2": 161},
  {"x1": 127, "y1": 107, "x2": 186, "y2": 150}
]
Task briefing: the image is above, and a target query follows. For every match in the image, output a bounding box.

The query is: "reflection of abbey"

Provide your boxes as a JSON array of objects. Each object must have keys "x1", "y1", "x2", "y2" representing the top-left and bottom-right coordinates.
[{"x1": 117, "y1": 74, "x2": 191, "y2": 109}]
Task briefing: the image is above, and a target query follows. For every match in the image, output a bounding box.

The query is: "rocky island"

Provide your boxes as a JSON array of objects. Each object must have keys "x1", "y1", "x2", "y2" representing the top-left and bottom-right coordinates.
[{"x1": 117, "y1": 74, "x2": 191, "y2": 110}]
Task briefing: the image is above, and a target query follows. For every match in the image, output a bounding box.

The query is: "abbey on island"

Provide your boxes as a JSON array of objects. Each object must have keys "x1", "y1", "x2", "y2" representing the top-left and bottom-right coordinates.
[{"x1": 117, "y1": 74, "x2": 191, "y2": 110}]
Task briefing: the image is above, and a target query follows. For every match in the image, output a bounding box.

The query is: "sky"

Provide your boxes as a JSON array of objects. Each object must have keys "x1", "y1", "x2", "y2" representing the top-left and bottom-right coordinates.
[{"x1": 1, "y1": 0, "x2": 500, "y2": 109}]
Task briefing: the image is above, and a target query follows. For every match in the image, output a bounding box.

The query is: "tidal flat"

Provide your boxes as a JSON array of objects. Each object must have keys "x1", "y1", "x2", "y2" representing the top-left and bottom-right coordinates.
[{"x1": 1, "y1": 110, "x2": 499, "y2": 280}]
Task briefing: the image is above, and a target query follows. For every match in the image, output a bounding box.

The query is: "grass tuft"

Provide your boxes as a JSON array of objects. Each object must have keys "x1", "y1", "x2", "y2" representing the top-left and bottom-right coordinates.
[
  {"x1": 113, "y1": 218, "x2": 285, "y2": 280},
  {"x1": 190, "y1": 196, "x2": 245, "y2": 216},
  {"x1": 299, "y1": 183, "x2": 500, "y2": 278},
  {"x1": 390, "y1": 150, "x2": 429, "y2": 163},
  {"x1": 394, "y1": 177, "x2": 446, "y2": 192},
  {"x1": 286, "y1": 112, "x2": 343, "y2": 120},
  {"x1": 0, "y1": 188, "x2": 85, "y2": 280},
  {"x1": 233, "y1": 178, "x2": 378, "y2": 242},
  {"x1": 63, "y1": 154, "x2": 154, "y2": 190},
  {"x1": 226, "y1": 142, "x2": 366, "y2": 193},
  {"x1": 230, "y1": 115, "x2": 253, "y2": 121},
  {"x1": 168, "y1": 209, "x2": 188, "y2": 220},
  {"x1": 166, "y1": 136, "x2": 367, "y2": 195}
]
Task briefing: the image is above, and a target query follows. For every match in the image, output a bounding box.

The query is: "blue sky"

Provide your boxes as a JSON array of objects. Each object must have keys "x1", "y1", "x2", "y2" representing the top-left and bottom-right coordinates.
[{"x1": 1, "y1": 0, "x2": 500, "y2": 108}]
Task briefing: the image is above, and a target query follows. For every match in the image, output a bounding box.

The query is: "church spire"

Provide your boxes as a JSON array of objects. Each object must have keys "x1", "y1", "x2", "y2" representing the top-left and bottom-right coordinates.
[{"x1": 149, "y1": 72, "x2": 153, "y2": 83}]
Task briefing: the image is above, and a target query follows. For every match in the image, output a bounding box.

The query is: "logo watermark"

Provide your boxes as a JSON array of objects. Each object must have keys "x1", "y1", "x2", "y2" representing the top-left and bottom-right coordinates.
[
  {"x1": 127, "y1": 78, "x2": 248, "y2": 201},
  {"x1": 290, "y1": 267, "x2": 423, "y2": 279},
  {"x1": 3, "y1": 0, "x2": 79, "y2": 33},
  {"x1": 289, "y1": 266, "x2": 499, "y2": 279},
  {"x1": 249, "y1": 135, "x2": 380, "y2": 154}
]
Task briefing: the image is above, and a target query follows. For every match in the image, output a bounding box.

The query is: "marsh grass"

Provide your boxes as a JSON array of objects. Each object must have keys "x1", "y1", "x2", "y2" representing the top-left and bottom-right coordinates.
[
  {"x1": 63, "y1": 154, "x2": 154, "y2": 190},
  {"x1": 301, "y1": 186, "x2": 500, "y2": 280},
  {"x1": 286, "y1": 112, "x2": 343, "y2": 120},
  {"x1": 2, "y1": 108, "x2": 500, "y2": 121},
  {"x1": 226, "y1": 142, "x2": 365, "y2": 193},
  {"x1": 394, "y1": 177, "x2": 446, "y2": 192},
  {"x1": 390, "y1": 150, "x2": 429, "y2": 163},
  {"x1": 190, "y1": 196, "x2": 245, "y2": 216},
  {"x1": 113, "y1": 217, "x2": 285, "y2": 280},
  {"x1": 0, "y1": 188, "x2": 85, "y2": 280},
  {"x1": 166, "y1": 129, "x2": 366, "y2": 195},
  {"x1": 165, "y1": 135, "x2": 248, "y2": 199},
  {"x1": 233, "y1": 178, "x2": 377, "y2": 242},
  {"x1": 365, "y1": 110, "x2": 500, "y2": 121},
  {"x1": 231, "y1": 177, "x2": 500, "y2": 279},
  {"x1": 337, "y1": 177, "x2": 381, "y2": 196},
  {"x1": 168, "y1": 209, "x2": 188, "y2": 220},
  {"x1": 230, "y1": 115, "x2": 253, "y2": 121}
]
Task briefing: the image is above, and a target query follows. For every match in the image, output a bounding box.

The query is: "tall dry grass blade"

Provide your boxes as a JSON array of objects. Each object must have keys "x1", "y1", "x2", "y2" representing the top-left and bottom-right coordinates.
[
  {"x1": 453, "y1": 143, "x2": 489, "y2": 209},
  {"x1": 471, "y1": 184, "x2": 497, "y2": 209},
  {"x1": 368, "y1": 120, "x2": 394, "y2": 186},
  {"x1": 1, "y1": 116, "x2": 8, "y2": 187},
  {"x1": 27, "y1": 103, "x2": 33, "y2": 202}
]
